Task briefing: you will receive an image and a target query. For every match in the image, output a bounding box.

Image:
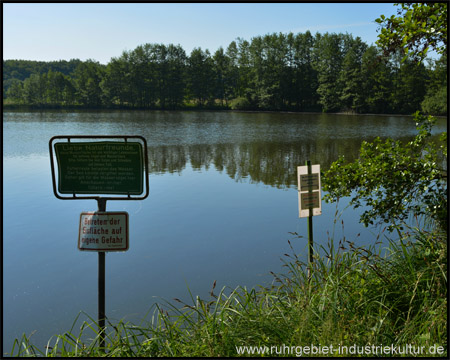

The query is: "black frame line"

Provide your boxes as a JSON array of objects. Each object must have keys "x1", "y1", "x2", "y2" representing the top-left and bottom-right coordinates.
[{"x1": 49, "y1": 135, "x2": 149, "y2": 201}]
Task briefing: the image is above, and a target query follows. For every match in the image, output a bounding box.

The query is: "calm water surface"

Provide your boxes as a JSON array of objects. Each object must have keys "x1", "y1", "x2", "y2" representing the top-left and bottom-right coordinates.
[{"x1": 3, "y1": 110, "x2": 447, "y2": 353}]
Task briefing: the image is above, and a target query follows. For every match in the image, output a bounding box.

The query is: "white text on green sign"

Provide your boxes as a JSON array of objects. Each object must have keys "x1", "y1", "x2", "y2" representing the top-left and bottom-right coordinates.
[{"x1": 54, "y1": 142, "x2": 144, "y2": 195}]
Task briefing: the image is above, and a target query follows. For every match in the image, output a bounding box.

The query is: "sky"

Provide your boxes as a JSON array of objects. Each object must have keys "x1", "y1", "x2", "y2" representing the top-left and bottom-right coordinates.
[{"x1": 3, "y1": 3, "x2": 402, "y2": 65}]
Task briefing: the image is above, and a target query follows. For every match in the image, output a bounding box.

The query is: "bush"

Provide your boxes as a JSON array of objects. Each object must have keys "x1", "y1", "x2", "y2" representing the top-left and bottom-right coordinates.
[
  {"x1": 229, "y1": 97, "x2": 252, "y2": 110},
  {"x1": 322, "y1": 112, "x2": 448, "y2": 232},
  {"x1": 421, "y1": 86, "x2": 447, "y2": 116}
]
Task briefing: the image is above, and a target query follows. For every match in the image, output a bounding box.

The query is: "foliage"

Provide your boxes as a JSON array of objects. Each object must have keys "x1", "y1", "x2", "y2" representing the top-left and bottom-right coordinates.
[
  {"x1": 421, "y1": 85, "x2": 447, "y2": 116},
  {"x1": 421, "y1": 54, "x2": 447, "y2": 116},
  {"x1": 2, "y1": 59, "x2": 81, "y2": 100},
  {"x1": 322, "y1": 112, "x2": 447, "y2": 232},
  {"x1": 3, "y1": 29, "x2": 446, "y2": 114},
  {"x1": 229, "y1": 96, "x2": 252, "y2": 110},
  {"x1": 338, "y1": 36, "x2": 367, "y2": 112},
  {"x1": 360, "y1": 46, "x2": 393, "y2": 114},
  {"x1": 314, "y1": 33, "x2": 345, "y2": 112},
  {"x1": 323, "y1": 3, "x2": 448, "y2": 233},
  {"x1": 188, "y1": 48, "x2": 215, "y2": 106},
  {"x1": 389, "y1": 54, "x2": 429, "y2": 114},
  {"x1": 375, "y1": 2, "x2": 447, "y2": 62}
]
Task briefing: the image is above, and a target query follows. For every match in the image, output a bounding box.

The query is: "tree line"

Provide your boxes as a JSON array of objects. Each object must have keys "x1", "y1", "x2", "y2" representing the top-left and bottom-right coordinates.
[{"x1": 3, "y1": 31, "x2": 447, "y2": 115}]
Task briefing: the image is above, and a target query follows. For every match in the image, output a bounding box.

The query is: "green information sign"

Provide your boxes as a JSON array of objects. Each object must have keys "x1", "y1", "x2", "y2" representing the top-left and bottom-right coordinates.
[{"x1": 54, "y1": 141, "x2": 144, "y2": 195}]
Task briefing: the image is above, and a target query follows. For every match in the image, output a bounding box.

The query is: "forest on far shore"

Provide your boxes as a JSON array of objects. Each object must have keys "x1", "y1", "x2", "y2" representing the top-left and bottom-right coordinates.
[{"x1": 3, "y1": 31, "x2": 447, "y2": 115}]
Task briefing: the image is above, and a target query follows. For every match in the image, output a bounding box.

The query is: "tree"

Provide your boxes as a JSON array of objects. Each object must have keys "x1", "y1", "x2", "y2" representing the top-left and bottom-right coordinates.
[
  {"x1": 290, "y1": 31, "x2": 318, "y2": 111},
  {"x1": 61, "y1": 75, "x2": 76, "y2": 105},
  {"x1": 212, "y1": 47, "x2": 230, "y2": 106},
  {"x1": 187, "y1": 48, "x2": 214, "y2": 106},
  {"x1": 313, "y1": 33, "x2": 345, "y2": 112},
  {"x1": 73, "y1": 60, "x2": 105, "y2": 107},
  {"x1": 127, "y1": 44, "x2": 157, "y2": 108},
  {"x1": 248, "y1": 35, "x2": 266, "y2": 109},
  {"x1": 101, "y1": 55, "x2": 130, "y2": 106},
  {"x1": 3, "y1": 21, "x2": 446, "y2": 113},
  {"x1": 323, "y1": 113, "x2": 447, "y2": 231},
  {"x1": 375, "y1": 2, "x2": 447, "y2": 61},
  {"x1": 390, "y1": 54, "x2": 428, "y2": 114},
  {"x1": 236, "y1": 38, "x2": 254, "y2": 105},
  {"x1": 323, "y1": 3, "x2": 448, "y2": 232},
  {"x1": 338, "y1": 37, "x2": 367, "y2": 113},
  {"x1": 163, "y1": 44, "x2": 187, "y2": 109},
  {"x1": 421, "y1": 54, "x2": 447, "y2": 115},
  {"x1": 22, "y1": 73, "x2": 46, "y2": 105},
  {"x1": 421, "y1": 86, "x2": 447, "y2": 116},
  {"x1": 360, "y1": 46, "x2": 393, "y2": 113},
  {"x1": 150, "y1": 44, "x2": 169, "y2": 108},
  {"x1": 45, "y1": 70, "x2": 67, "y2": 105},
  {"x1": 224, "y1": 41, "x2": 240, "y2": 102},
  {"x1": 254, "y1": 33, "x2": 290, "y2": 110},
  {"x1": 5, "y1": 79, "x2": 23, "y2": 103}
]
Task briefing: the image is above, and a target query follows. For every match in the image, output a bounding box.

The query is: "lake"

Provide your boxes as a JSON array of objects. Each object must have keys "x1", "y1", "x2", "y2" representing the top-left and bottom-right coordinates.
[{"x1": 3, "y1": 110, "x2": 447, "y2": 353}]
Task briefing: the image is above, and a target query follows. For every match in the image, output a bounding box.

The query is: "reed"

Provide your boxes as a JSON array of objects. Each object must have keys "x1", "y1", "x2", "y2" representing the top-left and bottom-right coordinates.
[{"x1": 9, "y1": 219, "x2": 447, "y2": 357}]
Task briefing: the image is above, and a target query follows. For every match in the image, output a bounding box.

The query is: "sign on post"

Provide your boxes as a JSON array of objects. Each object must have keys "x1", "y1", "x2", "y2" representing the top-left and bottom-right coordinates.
[
  {"x1": 297, "y1": 164, "x2": 322, "y2": 217},
  {"x1": 49, "y1": 135, "x2": 149, "y2": 351},
  {"x1": 78, "y1": 212, "x2": 129, "y2": 251},
  {"x1": 50, "y1": 135, "x2": 149, "y2": 200},
  {"x1": 54, "y1": 141, "x2": 144, "y2": 195}
]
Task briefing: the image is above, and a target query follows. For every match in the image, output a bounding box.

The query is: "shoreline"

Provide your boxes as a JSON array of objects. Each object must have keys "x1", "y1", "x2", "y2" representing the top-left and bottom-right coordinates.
[{"x1": 3, "y1": 104, "x2": 447, "y2": 118}]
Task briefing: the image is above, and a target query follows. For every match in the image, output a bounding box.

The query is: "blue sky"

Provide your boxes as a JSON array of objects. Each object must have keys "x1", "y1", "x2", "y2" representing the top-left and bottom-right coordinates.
[{"x1": 3, "y1": 3, "x2": 400, "y2": 64}]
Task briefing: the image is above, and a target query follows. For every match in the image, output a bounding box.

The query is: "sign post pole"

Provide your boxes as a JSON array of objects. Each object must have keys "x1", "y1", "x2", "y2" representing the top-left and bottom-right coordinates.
[
  {"x1": 297, "y1": 161, "x2": 321, "y2": 283},
  {"x1": 49, "y1": 135, "x2": 149, "y2": 354},
  {"x1": 306, "y1": 160, "x2": 314, "y2": 282},
  {"x1": 97, "y1": 198, "x2": 106, "y2": 351}
]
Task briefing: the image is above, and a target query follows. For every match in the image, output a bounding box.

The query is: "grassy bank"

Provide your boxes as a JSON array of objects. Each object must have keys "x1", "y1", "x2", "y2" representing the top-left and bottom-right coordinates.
[{"x1": 9, "y1": 222, "x2": 447, "y2": 357}]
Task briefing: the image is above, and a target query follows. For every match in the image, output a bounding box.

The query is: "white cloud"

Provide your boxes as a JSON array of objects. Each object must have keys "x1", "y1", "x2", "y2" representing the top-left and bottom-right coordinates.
[{"x1": 291, "y1": 21, "x2": 375, "y2": 34}]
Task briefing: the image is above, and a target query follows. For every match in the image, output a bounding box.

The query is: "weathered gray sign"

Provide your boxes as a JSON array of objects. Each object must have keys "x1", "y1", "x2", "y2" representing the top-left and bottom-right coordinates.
[{"x1": 297, "y1": 164, "x2": 322, "y2": 218}]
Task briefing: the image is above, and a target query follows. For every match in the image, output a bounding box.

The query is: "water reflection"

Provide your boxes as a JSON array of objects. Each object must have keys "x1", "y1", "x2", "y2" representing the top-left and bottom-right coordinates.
[
  {"x1": 5, "y1": 110, "x2": 445, "y2": 189},
  {"x1": 147, "y1": 134, "x2": 443, "y2": 188}
]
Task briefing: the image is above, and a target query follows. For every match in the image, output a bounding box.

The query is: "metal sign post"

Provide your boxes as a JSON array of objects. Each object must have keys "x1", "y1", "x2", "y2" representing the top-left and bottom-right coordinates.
[
  {"x1": 306, "y1": 161, "x2": 314, "y2": 281},
  {"x1": 97, "y1": 198, "x2": 106, "y2": 349},
  {"x1": 297, "y1": 161, "x2": 322, "y2": 282},
  {"x1": 49, "y1": 136, "x2": 149, "y2": 352}
]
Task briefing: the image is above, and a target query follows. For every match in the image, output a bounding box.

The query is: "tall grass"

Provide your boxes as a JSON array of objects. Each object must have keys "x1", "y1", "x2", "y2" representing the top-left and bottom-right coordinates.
[{"x1": 8, "y1": 220, "x2": 447, "y2": 357}]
